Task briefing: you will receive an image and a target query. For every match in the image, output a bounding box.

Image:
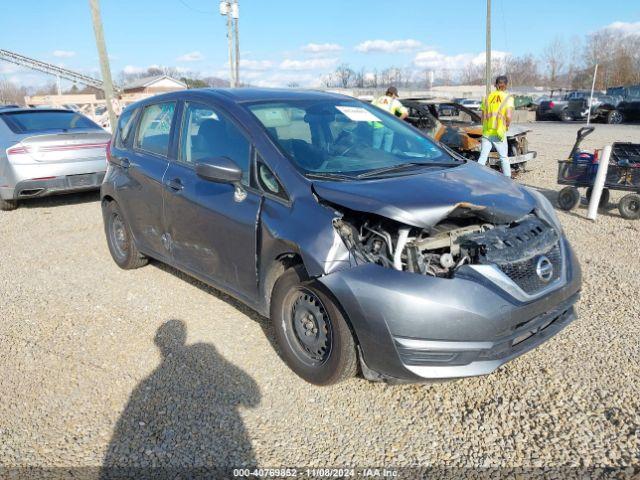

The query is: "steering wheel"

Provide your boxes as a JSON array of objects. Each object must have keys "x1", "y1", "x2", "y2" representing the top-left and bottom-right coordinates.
[{"x1": 331, "y1": 130, "x2": 356, "y2": 156}]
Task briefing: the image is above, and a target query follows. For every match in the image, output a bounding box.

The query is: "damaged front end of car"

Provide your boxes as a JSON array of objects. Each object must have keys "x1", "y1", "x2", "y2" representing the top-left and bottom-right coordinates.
[
  {"x1": 308, "y1": 176, "x2": 581, "y2": 383},
  {"x1": 332, "y1": 204, "x2": 560, "y2": 289}
]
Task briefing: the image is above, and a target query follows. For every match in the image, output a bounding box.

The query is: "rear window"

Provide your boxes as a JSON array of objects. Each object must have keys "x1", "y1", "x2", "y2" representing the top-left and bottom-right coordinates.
[
  {"x1": 0, "y1": 110, "x2": 100, "y2": 134},
  {"x1": 114, "y1": 108, "x2": 138, "y2": 148}
]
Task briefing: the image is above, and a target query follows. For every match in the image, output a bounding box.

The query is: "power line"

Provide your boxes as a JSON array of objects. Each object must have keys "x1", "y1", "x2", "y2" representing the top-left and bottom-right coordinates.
[{"x1": 177, "y1": 0, "x2": 215, "y2": 15}]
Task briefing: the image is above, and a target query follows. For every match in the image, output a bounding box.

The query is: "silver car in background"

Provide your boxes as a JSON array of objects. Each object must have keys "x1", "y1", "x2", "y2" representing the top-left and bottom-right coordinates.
[{"x1": 0, "y1": 108, "x2": 110, "y2": 210}]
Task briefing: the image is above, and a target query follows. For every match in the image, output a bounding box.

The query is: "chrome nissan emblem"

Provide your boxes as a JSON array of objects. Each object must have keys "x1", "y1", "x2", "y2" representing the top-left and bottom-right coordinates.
[{"x1": 536, "y1": 256, "x2": 554, "y2": 283}]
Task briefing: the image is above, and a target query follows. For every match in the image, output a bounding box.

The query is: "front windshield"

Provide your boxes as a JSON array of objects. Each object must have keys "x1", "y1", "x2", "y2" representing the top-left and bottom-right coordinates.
[{"x1": 246, "y1": 99, "x2": 457, "y2": 178}]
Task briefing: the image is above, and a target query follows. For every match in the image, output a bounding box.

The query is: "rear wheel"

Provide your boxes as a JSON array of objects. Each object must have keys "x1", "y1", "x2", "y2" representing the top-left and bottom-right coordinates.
[
  {"x1": 557, "y1": 186, "x2": 581, "y2": 211},
  {"x1": 271, "y1": 267, "x2": 357, "y2": 385},
  {"x1": 103, "y1": 200, "x2": 148, "y2": 269},
  {"x1": 607, "y1": 110, "x2": 623, "y2": 124},
  {"x1": 619, "y1": 193, "x2": 640, "y2": 220},
  {"x1": 586, "y1": 187, "x2": 610, "y2": 208},
  {"x1": 560, "y1": 109, "x2": 572, "y2": 122},
  {"x1": 0, "y1": 197, "x2": 18, "y2": 211}
]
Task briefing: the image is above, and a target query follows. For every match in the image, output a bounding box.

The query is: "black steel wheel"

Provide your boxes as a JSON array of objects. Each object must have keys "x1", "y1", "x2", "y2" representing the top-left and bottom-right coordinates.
[
  {"x1": 103, "y1": 200, "x2": 148, "y2": 269},
  {"x1": 619, "y1": 193, "x2": 640, "y2": 220},
  {"x1": 557, "y1": 186, "x2": 581, "y2": 211},
  {"x1": 586, "y1": 187, "x2": 610, "y2": 208},
  {"x1": 271, "y1": 267, "x2": 357, "y2": 385},
  {"x1": 286, "y1": 289, "x2": 332, "y2": 364},
  {"x1": 607, "y1": 110, "x2": 623, "y2": 125}
]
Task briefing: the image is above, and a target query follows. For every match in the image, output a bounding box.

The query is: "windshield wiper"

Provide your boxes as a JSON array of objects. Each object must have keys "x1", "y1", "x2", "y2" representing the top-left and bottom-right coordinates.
[
  {"x1": 305, "y1": 172, "x2": 355, "y2": 181},
  {"x1": 356, "y1": 161, "x2": 458, "y2": 179}
]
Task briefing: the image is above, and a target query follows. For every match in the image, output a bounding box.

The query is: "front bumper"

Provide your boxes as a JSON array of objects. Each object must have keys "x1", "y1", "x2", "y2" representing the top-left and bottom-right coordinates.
[
  {"x1": 318, "y1": 238, "x2": 581, "y2": 382},
  {"x1": 0, "y1": 159, "x2": 106, "y2": 200}
]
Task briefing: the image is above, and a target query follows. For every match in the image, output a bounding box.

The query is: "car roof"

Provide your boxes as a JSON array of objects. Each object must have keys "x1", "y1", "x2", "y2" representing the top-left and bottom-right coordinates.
[
  {"x1": 208, "y1": 87, "x2": 354, "y2": 103},
  {"x1": 0, "y1": 107, "x2": 72, "y2": 114},
  {"x1": 127, "y1": 88, "x2": 355, "y2": 110}
]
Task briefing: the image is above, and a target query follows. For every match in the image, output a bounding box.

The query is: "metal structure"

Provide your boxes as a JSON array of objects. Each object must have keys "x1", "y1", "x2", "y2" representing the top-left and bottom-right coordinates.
[
  {"x1": 485, "y1": 0, "x2": 491, "y2": 98},
  {"x1": 88, "y1": 0, "x2": 117, "y2": 128},
  {"x1": 219, "y1": 0, "x2": 239, "y2": 87},
  {"x1": 0, "y1": 48, "x2": 117, "y2": 92}
]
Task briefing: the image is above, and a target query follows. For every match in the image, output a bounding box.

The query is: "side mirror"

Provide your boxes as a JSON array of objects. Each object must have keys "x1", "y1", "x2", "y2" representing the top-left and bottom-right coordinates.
[{"x1": 195, "y1": 156, "x2": 242, "y2": 184}]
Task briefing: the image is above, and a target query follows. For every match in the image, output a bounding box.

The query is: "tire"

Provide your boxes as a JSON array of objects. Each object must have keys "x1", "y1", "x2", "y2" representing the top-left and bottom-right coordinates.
[
  {"x1": 607, "y1": 110, "x2": 623, "y2": 125},
  {"x1": 103, "y1": 200, "x2": 148, "y2": 269},
  {"x1": 560, "y1": 109, "x2": 572, "y2": 122},
  {"x1": 270, "y1": 267, "x2": 357, "y2": 385},
  {"x1": 586, "y1": 187, "x2": 610, "y2": 208},
  {"x1": 557, "y1": 186, "x2": 581, "y2": 211},
  {"x1": 618, "y1": 193, "x2": 640, "y2": 220},
  {"x1": 0, "y1": 197, "x2": 18, "y2": 211}
]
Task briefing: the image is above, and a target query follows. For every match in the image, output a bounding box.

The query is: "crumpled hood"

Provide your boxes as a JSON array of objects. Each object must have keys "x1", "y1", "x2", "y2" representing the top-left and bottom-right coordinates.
[{"x1": 312, "y1": 162, "x2": 537, "y2": 228}]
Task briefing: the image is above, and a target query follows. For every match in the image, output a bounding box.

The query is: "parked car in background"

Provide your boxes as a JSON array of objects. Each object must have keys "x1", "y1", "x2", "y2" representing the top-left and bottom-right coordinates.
[
  {"x1": 0, "y1": 107, "x2": 109, "y2": 210},
  {"x1": 611, "y1": 85, "x2": 640, "y2": 123},
  {"x1": 565, "y1": 94, "x2": 623, "y2": 124},
  {"x1": 102, "y1": 88, "x2": 580, "y2": 385},
  {"x1": 457, "y1": 98, "x2": 482, "y2": 110},
  {"x1": 536, "y1": 90, "x2": 592, "y2": 121},
  {"x1": 618, "y1": 99, "x2": 640, "y2": 122},
  {"x1": 403, "y1": 99, "x2": 536, "y2": 171}
]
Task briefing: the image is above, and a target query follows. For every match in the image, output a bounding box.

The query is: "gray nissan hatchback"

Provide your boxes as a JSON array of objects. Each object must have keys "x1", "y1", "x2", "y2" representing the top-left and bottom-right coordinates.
[{"x1": 101, "y1": 88, "x2": 581, "y2": 385}]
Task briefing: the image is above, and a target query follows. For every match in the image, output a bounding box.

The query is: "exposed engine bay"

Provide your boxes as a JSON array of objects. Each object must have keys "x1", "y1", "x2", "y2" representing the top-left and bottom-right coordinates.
[{"x1": 334, "y1": 212, "x2": 560, "y2": 278}]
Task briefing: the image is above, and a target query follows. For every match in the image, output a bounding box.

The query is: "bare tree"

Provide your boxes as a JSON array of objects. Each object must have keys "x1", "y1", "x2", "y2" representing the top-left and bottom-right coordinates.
[
  {"x1": 542, "y1": 37, "x2": 567, "y2": 87},
  {"x1": 334, "y1": 63, "x2": 355, "y2": 88},
  {"x1": 0, "y1": 78, "x2": 28, "y2": 105},
  {"x1": 504, "y1": 54, "x2": 540, "y2": 86}
]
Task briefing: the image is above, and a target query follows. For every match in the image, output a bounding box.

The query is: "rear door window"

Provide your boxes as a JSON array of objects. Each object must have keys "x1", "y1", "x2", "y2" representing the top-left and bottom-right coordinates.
[
  {"x1": 0, "y1": 110, "x2": 100, "y2": 134},
  {"x1": 135, "y1": 102, "x2": 176, "y2": 157}
]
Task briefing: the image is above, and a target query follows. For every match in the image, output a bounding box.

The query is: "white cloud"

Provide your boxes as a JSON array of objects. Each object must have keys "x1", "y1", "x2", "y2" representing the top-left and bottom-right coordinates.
[
  {"x1": 240, "y1": 59, "x2": 273, "y2": 71},
  {"x1": 413, "y1": 49, "x2": 509, "y2": 71},
  {"x1": 301, "y1": 43, "x2": 343, "y2": 54},
  {"x1": 279, "y1": 58, "x2": 338, "y2": 71},
  {"x1": 251, "y1": 72, "x2": 319, "y2": 88},
  {"x1": 53, "y1": 50, "x2": 76, "y2": 58},
  {"x1": 602, "y1": 21, "x2": 640, "y2": 35},
  {"x1": 123, "y1": 65, "x2": 146, "y2": 75},
  {"x1": 177, "y1": 51, "x2": 204, "y2": 62},
  {"x1": 355, "y1": 39, "x2": 422, "y2": 53}
]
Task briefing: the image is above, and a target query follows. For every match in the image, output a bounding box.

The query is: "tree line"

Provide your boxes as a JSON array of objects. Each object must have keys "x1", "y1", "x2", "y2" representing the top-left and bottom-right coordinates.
[{"x1": 323, "y1": 31, "x2": 640, "y2": 91}]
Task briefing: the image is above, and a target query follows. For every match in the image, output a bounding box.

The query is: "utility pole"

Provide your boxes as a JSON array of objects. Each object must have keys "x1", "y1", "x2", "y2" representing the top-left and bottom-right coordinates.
[
  {"x1": 232, "y1": 0, "x2": 240, "y2": 86},
  {"x1": 485, "y1": 0, "x2": 492, "y2": 98},
  {"x1": 220, "y1": 1, "x2": 235, "y2": 87},
  {"x1": 88, "y1": 0, "x2": 117, "y2": 129}
]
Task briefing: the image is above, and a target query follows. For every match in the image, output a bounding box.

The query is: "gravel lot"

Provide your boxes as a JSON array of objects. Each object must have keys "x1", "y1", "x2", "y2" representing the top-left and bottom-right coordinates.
[{"x1": 1, "y1": 122, "x2": 639, "y2": 476}]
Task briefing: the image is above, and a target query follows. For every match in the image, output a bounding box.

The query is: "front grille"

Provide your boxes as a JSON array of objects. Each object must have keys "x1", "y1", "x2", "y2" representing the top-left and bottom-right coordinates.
[{"x1": 497, "y1": 243, "x2": 562, "y2": 294}]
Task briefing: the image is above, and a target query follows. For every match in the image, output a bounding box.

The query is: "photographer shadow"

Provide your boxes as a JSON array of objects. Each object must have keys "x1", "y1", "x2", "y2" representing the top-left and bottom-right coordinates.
[{"x1": 101, "y1": 319, "x2": 260, "y2": 478}]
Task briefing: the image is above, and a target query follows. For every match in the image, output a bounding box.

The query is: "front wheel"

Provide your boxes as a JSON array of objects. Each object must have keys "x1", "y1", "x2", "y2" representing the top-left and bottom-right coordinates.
[
  {"x1": 557, "y1": 186, "x2": 581, "y2": 211},
  {"x1": 271, "y1": 267, "x2": 357, "y2": 385},
  {"x1": 103, "y1": 200, "x2": 148, "y2": 269}
]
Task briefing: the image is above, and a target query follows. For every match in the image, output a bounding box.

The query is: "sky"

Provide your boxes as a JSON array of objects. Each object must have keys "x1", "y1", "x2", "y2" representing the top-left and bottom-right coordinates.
[{"x1": 1, "y1": 0, "x2": 639, "y2": 89}]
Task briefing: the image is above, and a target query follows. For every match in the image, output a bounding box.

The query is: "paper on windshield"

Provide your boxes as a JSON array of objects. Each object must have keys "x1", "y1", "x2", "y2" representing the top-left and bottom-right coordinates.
[{"x1": 336, "y1": 106, "x2": 381, "y2": 122}]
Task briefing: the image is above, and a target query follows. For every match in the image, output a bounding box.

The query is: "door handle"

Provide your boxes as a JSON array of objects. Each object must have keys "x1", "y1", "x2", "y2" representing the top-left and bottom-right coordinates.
[{"x1": 166, "y1": 178, "x2": 184, "y2": 192}]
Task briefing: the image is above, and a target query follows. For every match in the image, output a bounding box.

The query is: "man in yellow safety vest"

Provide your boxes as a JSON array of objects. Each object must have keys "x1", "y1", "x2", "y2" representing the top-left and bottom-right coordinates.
[
  {"x1": 371, "y1": 86, "x2": 408, "y2": 152},
  {"x1": 478, "y1": 75, "x2": 514, "y2": 177}
]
